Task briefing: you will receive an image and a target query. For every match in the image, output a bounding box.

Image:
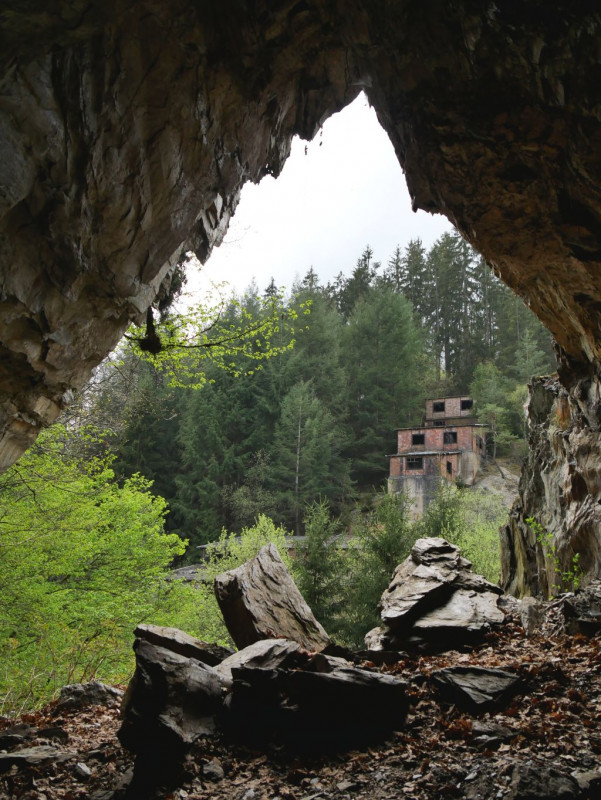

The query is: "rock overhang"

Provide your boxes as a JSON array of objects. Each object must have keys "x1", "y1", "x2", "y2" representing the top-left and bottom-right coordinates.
[{"x1": 1, "y1": 1, "x2": 601, "y2": 472}]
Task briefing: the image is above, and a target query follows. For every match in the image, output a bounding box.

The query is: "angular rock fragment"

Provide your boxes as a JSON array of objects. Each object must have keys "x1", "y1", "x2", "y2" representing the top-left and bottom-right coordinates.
[
  {"x1": 560, "y1": 579, "x2": 601, "y2": 636},
  {"x1": 135, "y1": 623, "x2": 234, "y2": 666},
  {"x1": 214, "y1": 543, "x2": 331, "y2": 651},
  {"x1": 366, "y1": 537, "x2": 505, "y2": 651},
  {"x1": 505, "y1": 761, "x2": 581, "y2": 800},
  {"x1": 471, "y1": 719, "x2": 517, "y2": 750},
  {"x1": 214, "y1": 637, "x2": 305, "y2": 686},
  {"x1": 519, "y1": 596, "x2": 545, "y2": 636},
  {"x1": 119, "y1": 637, "x2": 226, "y2": 797},
  {"x1": 412, "y1": 588, "x2": 505, "y2": 638},
  {"x1": 430, "y1": 666, "x2": 522, "y2": 713},
  {"x1": 119, "y1": 639, "x2": 225, "y2": 757},
  {"x1": 0, "y1": 746, "x2": 74, "y2": 772},
  {"x1": 56, "y1": 681, "x2": 123, "y2": 710}
]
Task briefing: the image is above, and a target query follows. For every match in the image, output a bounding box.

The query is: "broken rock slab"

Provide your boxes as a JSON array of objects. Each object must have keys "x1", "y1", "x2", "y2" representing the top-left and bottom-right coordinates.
[
  {"x1": 55, "y1": 681, "x2": 123, "y2": 711},
  {"x1": 214, "y1": 543, "x2": 331, "y2": 651},
  {"x1": 225, "y1": 647, "x2": 409, "y2": 749},
  {"x1": 214, "y1": 637, "x2": 305, "y2": 687},
  {"x1": 430, "y1": 666, "x2": 522, "y2": 713},
  {"x1": 119, "y1": 637, "x2": 226, "y2": 798},
  {"x1": 0, "y1": 746, "x2": 75, "y2": 772},
  {"x1": 119, "y1": 639, "x2": 224, "y2": 758},
  {"x1": 135, "y1": 623, "x2": 234, "y2": 666},
  {"x1": 366, "y1": 537, "x2": 505, "y2": 651}
]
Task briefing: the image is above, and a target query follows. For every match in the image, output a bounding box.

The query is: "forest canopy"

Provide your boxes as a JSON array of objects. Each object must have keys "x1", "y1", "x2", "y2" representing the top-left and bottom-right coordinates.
[{"x1": 87, "y1": 231, "x2": 554, "y2": 547}]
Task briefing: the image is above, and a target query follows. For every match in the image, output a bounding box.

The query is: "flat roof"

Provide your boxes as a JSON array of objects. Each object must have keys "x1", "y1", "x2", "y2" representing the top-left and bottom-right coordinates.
[
  {"x1": 426, "y1": 395, "x2": 473, "y2": 401},
  {"x1": 388, "y1": 449, "x2": 464, "y2": 457},
  {"x1": 395, "y1": 423, "x2": 486, "y2": 431}
]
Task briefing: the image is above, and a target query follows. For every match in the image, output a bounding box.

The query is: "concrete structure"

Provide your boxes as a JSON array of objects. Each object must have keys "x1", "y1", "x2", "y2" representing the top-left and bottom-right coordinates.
[{"x1": 388, "y1": 396, "x2": 486, "y2": 516}]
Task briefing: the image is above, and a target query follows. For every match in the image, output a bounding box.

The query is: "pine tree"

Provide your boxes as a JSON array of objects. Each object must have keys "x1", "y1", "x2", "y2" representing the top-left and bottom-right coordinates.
[
  {"x1": 269, "y1": 380, "x2": 352, "y2": 533},
  {"x1": 342, "y1": 286, "x2": 427, "y2": 488}
]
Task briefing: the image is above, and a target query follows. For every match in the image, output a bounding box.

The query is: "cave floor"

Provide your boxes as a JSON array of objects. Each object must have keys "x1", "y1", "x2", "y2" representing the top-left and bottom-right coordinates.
[{"x1": 1, "y1": 620, "x2": 600, "y2": 800}]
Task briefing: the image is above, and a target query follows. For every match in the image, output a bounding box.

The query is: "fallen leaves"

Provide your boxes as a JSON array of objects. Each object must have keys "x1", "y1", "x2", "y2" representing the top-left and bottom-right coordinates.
[{"x1": 1, "y1": 622, "x2": 600, "y2": 800}]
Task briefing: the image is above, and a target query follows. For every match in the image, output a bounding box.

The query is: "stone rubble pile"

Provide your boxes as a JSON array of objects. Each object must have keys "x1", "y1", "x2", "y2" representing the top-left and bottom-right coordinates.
[{"x1": 365, "y1": 537, "x2": 505, "y2": 651}]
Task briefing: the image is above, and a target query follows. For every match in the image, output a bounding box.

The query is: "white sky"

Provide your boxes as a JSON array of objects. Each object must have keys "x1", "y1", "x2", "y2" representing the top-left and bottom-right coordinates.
[{"x1": 187, "y1": 93, "x2": 454, "y2": 298}]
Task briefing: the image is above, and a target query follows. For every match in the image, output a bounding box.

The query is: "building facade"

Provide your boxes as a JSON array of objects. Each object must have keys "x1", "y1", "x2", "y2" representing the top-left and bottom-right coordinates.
[{"x1": 388, "y1": 395, "x2": 486, "y2": 516}]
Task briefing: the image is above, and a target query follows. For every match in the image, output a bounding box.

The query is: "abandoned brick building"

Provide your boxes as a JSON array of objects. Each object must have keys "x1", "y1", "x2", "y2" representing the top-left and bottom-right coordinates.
[{"x1": 388, "y1": 396, "x2": 487, "y2": 516}]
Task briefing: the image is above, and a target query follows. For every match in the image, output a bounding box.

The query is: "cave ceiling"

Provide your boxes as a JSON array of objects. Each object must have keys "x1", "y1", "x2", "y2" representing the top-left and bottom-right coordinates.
[{"x1": 1, "y1": 1, "x2": 601, "y2": 468}]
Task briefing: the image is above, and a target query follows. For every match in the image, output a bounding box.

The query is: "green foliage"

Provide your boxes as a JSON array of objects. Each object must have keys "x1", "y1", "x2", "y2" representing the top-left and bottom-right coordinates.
[
  {"x1": 0, "y1": 426, "x2": 197, "y2": 713},
  {"x1": 295, "y1": 501, "x2": 345, "y2": 632},
  {"x1": 339, "y1": 493, "x2": 419, "y2": 646},
  {"x1": 269, "y1": 380, "x2": 353, "y2": 533},
  {"x1": 342, "y1": 288, "x2": 426, "y2": 485},
  {"x1": 96, "y1": 233, "x2": 555, "y2": 549},
  {"x1": 418, "y1": 483, "x2": 503, "y2": 584},
  {"x1": 127, "y1": 284, "x2": 309, "y2": 388},
  {"x1": 525, "y1": 517, "x2": 582, "y2": 597},
  {"x1": 470, "y1": 362, "x2": 520, "y2": 457}
]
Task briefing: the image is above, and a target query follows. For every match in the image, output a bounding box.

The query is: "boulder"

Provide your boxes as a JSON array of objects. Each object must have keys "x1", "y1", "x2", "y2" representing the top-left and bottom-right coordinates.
[
  {"x1": 465, "y1": 761, "x2": 582, "y2": 800},
  {"x1": 560, "y1": 580, "x2": 601, "y2": 636},
  {"x1": 135, "y1": 623, "x2": 234, "y2": 666},
  {"x1": 56, "y1": 681, "x2": 123, "y2": 710},
  {"x1": 119, "y1": 638, "x2": 226, "y2": 797},
  {"x1": 505, "y1": 762, "x2": 581, "y2": 800},
  {"x1": 214, "y1": 543, "x2": 331, "y2": 651},
  {"x1": 119, "y1": 639, "x2": 225, "y2": 757},
  {"x1": 367, "y1": 538, "x2": 505, "y2": 651},
  {"x1": 430, "y1": 666, "x2": 522, "y2": 713},
  {"x1": 226, "y1": 648, "x2": 409, "y2": 749}
]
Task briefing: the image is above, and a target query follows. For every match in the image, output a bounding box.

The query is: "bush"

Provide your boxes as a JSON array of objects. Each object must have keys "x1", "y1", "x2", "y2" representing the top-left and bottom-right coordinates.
[
  {"x1": 337, "y1": 492, "x2": 419, "y2": 647},
  {"x1": 0, "y1": 426, "x2": 192, "y2": 713},
  {"x1": 418, "y1": 483, "x2": 504, "y2": 584}
]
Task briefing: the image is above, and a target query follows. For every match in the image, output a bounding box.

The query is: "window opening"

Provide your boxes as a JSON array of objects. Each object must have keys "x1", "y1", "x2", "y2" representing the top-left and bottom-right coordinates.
[
  {"x1": 411, "y1": 433, "x2": 425, "y2": 445},
  {"x1": 461, "y1": 399, "x2": 473, "y2": 411},
  {"x1": 406, "y1": 456, "x2": 423, "y2": 470},
  {"x1": 443, "y1": 431, "x2": 458, "y2": 445},
  {"x1": 433, "y1": 401, "x2": 445, "y2": 413},
  {"x1": 446, "y1": 461, "x2": 453, "y2": 475},
  {"x1": 434, "y1": 420, "x2": 445, "y2": 427}
]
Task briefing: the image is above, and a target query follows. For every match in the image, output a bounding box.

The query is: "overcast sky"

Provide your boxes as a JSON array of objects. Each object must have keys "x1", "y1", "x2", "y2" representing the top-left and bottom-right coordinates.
[{"x1": 187, "y1": 93, "x2": 454, "y2": 298}]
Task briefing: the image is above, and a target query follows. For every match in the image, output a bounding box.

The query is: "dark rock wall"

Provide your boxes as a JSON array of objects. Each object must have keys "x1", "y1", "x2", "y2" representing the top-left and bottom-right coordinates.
[
  {"x1": 0, "y1": 0, "x2": 358, "y2": 466},
  {"x1": 2, "y1": 2, "x2": 601, "y2": 591},
  {"x1": 501, "y1": 375, "x2": 601, "y2": 597}
]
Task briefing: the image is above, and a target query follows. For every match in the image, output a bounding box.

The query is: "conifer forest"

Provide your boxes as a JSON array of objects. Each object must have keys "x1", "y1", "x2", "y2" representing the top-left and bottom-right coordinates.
[{"x1": 0, "y1": 231, "x2": 556, "y2": 708}]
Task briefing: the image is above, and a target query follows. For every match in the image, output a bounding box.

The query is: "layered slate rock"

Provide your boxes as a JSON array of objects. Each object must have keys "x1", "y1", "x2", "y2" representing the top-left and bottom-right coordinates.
[
  {"x1": 119, "y1": 631, "x2": 409, "y2": 785},
  {"x1": 501, "y1": 376, "x2": 601, "y2": 598},
  {"x1": 214, "y1": 637, "x2": 305, "y2": 686},
  {"x1": 134, "y1": 623, "x2": 234, "y2": 666},
  {"x1": 118, "y1": 639, "x2": 225, "y2": 759},
  {"x1": 55, "y1": 681, "x2": 124, "y2": 711},
  {"x1": 0, "y1": 746, "x2": 76, "y2": 773},
  {"x1": 366, "y1": 538, "x2": 504, "y2": 651},
  {"x1": 214, "y1": 543, "x2": 331, "y2": 651},
  {"x1": 119, "y1": 634, "x2": 226, "y2": 796},
  {"x1": 224, "y1": 646, "x2": 409, "y2": 750},
  {"x1": 430, "y1": 666, "x2": 522, "y2": 713}
]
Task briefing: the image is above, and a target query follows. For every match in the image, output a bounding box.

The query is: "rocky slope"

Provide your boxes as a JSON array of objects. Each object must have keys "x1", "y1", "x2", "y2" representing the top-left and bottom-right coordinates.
[{"x1": 1, "y1": 620, "x2": 600, "y2": 800}]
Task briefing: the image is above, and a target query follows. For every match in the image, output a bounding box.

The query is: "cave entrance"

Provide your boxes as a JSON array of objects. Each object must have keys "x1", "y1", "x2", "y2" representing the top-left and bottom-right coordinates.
[{"x1": 196, "y1": 93, "x2": 452, "y2": 295}]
